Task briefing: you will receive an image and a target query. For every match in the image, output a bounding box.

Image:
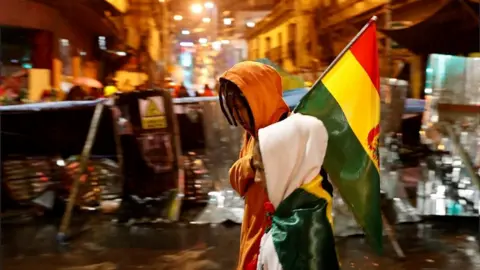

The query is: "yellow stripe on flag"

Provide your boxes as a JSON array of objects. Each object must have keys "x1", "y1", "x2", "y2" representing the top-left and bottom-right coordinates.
[
  {"x1": 301, "y1": 175, "x2": 333, "y2": 226},
  {"x1": 321, "y1": 50, "x2": 380, "y2": 169}
]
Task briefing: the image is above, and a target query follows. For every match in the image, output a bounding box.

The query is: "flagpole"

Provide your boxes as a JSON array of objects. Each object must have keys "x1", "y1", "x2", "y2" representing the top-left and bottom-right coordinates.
[{"x1": 310, "y1": 16, "x2": 378, "y2": 90}]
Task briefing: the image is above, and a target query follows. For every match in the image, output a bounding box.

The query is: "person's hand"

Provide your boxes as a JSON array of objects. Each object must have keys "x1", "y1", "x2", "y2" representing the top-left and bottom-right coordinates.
[
  {"x1": 254, "y1": 168, "x2": 266, "y2": 188},
  {"x1": 252, "y1": 140, "x2": 266, "y2": 187}
]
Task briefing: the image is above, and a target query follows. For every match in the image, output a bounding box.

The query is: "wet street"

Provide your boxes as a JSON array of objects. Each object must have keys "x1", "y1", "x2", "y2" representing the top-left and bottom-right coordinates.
[{"x1": 2, "y1": 213, "x2": 480, "y2": 270}]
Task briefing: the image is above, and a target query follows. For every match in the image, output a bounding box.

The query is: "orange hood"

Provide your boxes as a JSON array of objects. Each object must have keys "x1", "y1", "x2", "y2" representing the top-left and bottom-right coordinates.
[{"x1": 220, "y1": 61, "x2": 289, "y2": 134}]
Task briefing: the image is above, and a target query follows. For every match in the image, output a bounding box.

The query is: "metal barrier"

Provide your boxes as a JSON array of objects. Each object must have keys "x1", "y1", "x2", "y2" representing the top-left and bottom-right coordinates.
[
  {"x1": 172, "y1": 97, "x2": 245, "y2": 224},
  {"x1": 114, "y1": 90, "x2": 183, "y2": 222}
]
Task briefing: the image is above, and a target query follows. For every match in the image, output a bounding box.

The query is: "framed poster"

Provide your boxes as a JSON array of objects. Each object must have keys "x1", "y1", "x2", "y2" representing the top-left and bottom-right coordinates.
[
  {"x1": 138, "y1": 96, "x2": 168, "y2": 130},
  {"x1": 137, "y1": 132, "x2": 174, "y2": 173}
]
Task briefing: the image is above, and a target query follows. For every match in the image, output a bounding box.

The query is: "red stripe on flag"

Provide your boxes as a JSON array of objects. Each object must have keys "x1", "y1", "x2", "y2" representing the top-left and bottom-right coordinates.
[{"x1": 350, "y1": 23, "x2": 380, "y2": 93}]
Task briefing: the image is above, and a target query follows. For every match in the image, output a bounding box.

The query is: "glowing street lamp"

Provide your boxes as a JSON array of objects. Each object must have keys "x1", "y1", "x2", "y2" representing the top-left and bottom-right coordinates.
[
  {"x1": 199, "y1": 38, "x2": 208, "y2": 44},
  {"x1": 180, "y1": 42, "x2": 194, "y2": 47},
  {"x1": 223, "y1": 18, "x2": 232, "y2": 25},
  {"x1": 204, "y1": 2, "x2": 214, "y2": 9},
  {"x1": 246, "y1": 21, "x2": 255, "y2": 28},
  {"x1": 173, "y1": 15, "x2": 183, "y2": 21},
  {"x1": 182, "y1": 30, "x2": 190, "y2": 35},
  {"x1": 202, "y1": 17, "x2": 211, "y2": 23},
  {"x1": 191, "y1": 3, "x2": 203, "y2": 14},
  {"x1": 212, "y1": 41, "x2": 221, "y2": 51}
]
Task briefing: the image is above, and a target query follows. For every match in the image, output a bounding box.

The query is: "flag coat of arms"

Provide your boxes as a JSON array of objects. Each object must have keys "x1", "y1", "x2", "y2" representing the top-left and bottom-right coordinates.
[{"x1": 294, "y1": 17, "x2": 383, "y2": 254}]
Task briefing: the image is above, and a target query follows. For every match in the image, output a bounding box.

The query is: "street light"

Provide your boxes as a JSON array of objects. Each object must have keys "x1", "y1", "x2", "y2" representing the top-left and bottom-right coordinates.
[
  {"x1": 173, "y1": 15, "x2": 183, "y2": 21},
  {"x1": 204, "y1": 2, "x2": 214, "y2": 9},
  {"x1": 182, "y1": 30, "x2": 190, "y2": 35},
  {"x1": 246, "y1": 21, "x2": 255, "y2": 28},
  {"x1": 212, "y1": 41, "x2": 221, "y2": 51},
  {"x1": 191, "y1": 4, "x2": 203, "y2": 14},
  {"x1": 180, "y1": 42, "x2": 194, "y2": 47},
  {"x1": 223, "y1": 18, "x2": 232, "y2": 25},
  {"x1": 199, "y1": 38, "x2": 208, "y2": 44},
  {"x1": 202, "y1": 17, "x2": 211, "y2": 23}
]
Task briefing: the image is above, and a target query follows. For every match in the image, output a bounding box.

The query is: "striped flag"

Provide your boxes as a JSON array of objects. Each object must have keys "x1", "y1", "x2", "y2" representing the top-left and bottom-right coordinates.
[{"x1": 294, "y1": 17, "x2": 383, "y2": 254}]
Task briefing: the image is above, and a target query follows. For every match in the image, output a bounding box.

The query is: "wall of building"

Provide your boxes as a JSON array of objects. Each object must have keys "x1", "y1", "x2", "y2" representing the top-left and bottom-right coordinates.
[
  {"x1": 245, "y1": 0, "x2": 312, "y2": 73},
  {"x1": 245, "y1": 0, "x2": 435, "y2": 97},
  {"x1": 0, "y1": 0, "x2": 93, "y2": 51},
  {"x1": 0, "y1": 0, "x2": 106, "y2": 91},
  {"x1": 120, "y1": 0, "x2": 171, "y2": 84}
]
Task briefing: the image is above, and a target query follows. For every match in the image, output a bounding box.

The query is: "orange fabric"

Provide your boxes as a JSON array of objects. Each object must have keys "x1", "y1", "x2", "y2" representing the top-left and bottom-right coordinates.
[{"x1": 221, "y1": 61, "x2": 289, "y2": 270}]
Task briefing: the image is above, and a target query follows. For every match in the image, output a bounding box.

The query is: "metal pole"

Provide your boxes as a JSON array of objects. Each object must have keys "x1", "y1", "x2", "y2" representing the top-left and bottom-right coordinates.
[
  {"x1": 110, "y1": 102, "x2": 125, "y2": 199},
  {"x1": 382, "y1": 213, "x2": 405, "y2": 259},
  {"x1": 57, "y1": 103, "x2": 105, "y2": 244},
  {"x1": 384, "y1": 0, "x2": 393, "y2": 78}
]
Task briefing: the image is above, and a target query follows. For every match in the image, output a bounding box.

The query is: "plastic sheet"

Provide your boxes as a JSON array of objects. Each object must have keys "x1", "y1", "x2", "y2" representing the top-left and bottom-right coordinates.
[{"x1": 178, "y1": 98, "x2": 245, "y2": 224}]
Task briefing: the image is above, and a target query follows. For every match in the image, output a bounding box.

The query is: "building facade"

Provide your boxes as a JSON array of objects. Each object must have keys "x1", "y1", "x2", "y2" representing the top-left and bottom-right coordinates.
[
  {"x1": 215, "y1": 0, "x2": 278, "y2": 75},
  {"x1": 245, "y1": 0, "x2": 446, "y2": 97},
  {"x1": 108, "y1": 0, "x2": 173, "y2": 87},
  {"x1": 0, "y1": 0, "x2": 123, "y2": 99},
  {"x1": 245, "y1": 0, "x2": 320, "y2": 75}
]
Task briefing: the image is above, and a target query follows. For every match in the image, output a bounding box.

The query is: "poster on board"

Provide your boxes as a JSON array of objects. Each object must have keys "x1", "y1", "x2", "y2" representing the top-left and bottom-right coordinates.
[
  {"x1": 138, "y1": 96, "x2": 168, "y2": 130},
  {"x1": 137, "y1": 132, "x2": 174, "y2": 173}
]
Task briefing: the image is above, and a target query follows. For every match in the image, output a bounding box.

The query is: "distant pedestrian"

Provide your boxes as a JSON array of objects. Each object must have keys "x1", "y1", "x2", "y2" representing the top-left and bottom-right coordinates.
[
  {"x1": 65, "y1": 86, "x2": 88, "y2": 101},
  {"x1": 202, "y1": 84, "x2": 215, "y2": 97},
  {"x1": 176, "y1": 84, "x2": 190, "y2": 98}
]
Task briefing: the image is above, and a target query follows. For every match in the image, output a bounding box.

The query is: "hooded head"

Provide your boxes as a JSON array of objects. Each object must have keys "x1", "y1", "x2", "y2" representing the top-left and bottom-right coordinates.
[
  {"x1": 258, "y1": 113, "x2": 328, "y2": 208},
  {"x1": 219, "y1": 61, "x2": 289, "y2": 136}
]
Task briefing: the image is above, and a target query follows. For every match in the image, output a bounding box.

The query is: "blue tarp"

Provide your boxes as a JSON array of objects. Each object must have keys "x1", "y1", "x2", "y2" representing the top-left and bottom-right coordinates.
[
  {"x1": 404, "y1": 98, "x2": 425, "y2": 113},
  {"x1": 282, "y1": 88, "x2": 309, "y2": 110},
  {"x1": 0, "y1": 92, "x2": 425, "y2": 113},
  {"x1": 282, "y1": 89, "x2": 425, "y2": 113},
  {"x1": 0, "y1": 99, "x2": 106, "y2": 112}
]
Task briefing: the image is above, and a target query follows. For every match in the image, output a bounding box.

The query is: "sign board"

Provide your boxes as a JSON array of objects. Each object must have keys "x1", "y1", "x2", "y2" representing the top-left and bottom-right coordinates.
[{"x1": 138, "y1": 96, "x2": 167, "y2": 129}]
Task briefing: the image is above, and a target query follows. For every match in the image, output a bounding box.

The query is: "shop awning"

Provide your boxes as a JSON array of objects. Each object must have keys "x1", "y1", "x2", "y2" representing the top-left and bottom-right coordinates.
[
  {"x1": 34, "y1": 0, "x2": 121, "y2": 36},
  {"x1": 380, "y1": 0, "x2": 480, "y2": 55},
  {"x1": 64, "y1": 0, "x2": 122, "y2": 36}
]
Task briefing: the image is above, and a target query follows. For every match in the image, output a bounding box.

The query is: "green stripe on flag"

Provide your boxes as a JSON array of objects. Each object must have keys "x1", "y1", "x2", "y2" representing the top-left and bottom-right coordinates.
[
  {"x1": 294, "y1": 81, "x2": 383, "y2": 254},
  {"x1": 271, "y1": 189, "x2": 340, "y2": 270}
]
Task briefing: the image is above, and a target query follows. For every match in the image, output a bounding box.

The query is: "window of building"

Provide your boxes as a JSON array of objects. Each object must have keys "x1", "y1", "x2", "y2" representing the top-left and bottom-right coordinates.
[
  {"x1": 0, "y1": 27, "x2": 36, "y2": 77},
  {"x1": 288, "y1": 23, "x2": 297, "y2": 64},
  {"x1": 278, "y1": 32, "x2": 283, "y2": 66},
  {"x1": 265, "y1": 37, "x2": 271, "y2": 58},
  {"x1": 288, "y1": 23, "x2": 296, "y2": 42},
  {"x1": 59, "y1": 38, "x2": 72, "y2": 76}
]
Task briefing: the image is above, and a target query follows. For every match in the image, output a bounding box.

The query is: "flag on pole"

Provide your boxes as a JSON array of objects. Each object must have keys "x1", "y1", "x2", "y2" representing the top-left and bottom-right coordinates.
[{"x1": 294, "y1": 17, "x2": 383, "y2": 254}]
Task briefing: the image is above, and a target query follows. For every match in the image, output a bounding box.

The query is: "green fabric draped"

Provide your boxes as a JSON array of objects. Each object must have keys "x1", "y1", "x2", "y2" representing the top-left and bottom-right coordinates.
[{"x1": 270, "y1": 188, "x2": 340, "y2": 270}]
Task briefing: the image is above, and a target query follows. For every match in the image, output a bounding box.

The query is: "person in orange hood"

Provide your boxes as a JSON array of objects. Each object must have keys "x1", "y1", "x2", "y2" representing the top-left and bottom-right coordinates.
[{"x1": 218, "y1": 61, "x2": 289, "y2": 270}]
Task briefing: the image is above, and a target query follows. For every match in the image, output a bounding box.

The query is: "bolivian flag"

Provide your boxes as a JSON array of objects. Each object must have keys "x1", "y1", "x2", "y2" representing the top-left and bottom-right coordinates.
[{"x1": 294, "y1": 18, "x2": 383, "y2": 254}]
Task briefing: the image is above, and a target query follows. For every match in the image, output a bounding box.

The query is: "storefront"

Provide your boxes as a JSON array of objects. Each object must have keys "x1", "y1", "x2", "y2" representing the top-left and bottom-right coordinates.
[{"x1": 0, "y1": 0, "x2": 121, "y2": 101}]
